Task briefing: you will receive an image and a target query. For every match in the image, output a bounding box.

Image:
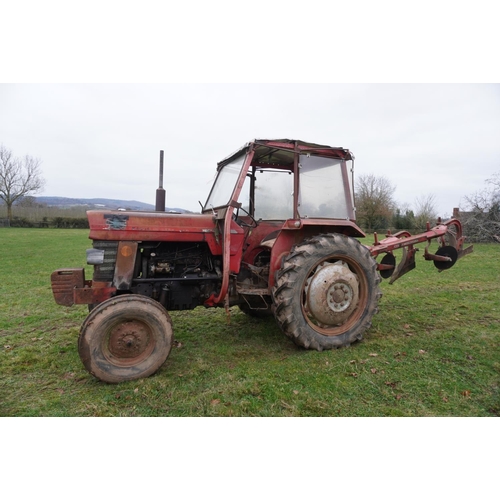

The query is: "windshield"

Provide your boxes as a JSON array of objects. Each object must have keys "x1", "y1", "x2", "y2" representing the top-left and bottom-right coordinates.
[
  {"x1": 298, "y1": 155, "x2": 349, "y2": 218},
  {"x1": 204, "y1": 153, "x2": 246, "y2": 210}
]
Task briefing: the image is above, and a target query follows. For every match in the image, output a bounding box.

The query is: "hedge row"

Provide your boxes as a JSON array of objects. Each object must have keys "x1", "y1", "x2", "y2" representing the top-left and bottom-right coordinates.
[{"x1": 8, "y1": 217, "x2": 89, "y2": 229}]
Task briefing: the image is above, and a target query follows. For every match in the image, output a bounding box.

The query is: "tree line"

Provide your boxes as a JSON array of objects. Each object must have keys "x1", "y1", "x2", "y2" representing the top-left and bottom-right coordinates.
[
  {"x1": 354, "y1": 173, "x2": 440, "y2": 232},
  {"x1": 355, "y1": 172, "x2": 500, "y2": 242}
]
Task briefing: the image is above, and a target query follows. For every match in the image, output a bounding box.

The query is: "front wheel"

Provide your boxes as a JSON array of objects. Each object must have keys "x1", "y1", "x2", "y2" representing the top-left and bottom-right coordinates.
[
  {"x1": 272, "y1": 234, "x2": 381, "y2": 350},
  {"x1": 78, "y1": 295, "x2": 174, "y2": 383}
]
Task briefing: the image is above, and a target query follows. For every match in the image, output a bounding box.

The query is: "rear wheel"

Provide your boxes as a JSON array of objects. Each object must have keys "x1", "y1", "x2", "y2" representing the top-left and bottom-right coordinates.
[
  {"x1": 78, "y1": 295, "x2": 173, "y2": 383},
  {"x1": 272, "y1": 234, "x2": 381, "y2": 350}
]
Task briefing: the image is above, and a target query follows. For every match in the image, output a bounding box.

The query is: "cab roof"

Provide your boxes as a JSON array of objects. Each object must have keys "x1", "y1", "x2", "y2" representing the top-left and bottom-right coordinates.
[{"x1": 217, "y1": 139, "x2": 353, "y2": 169}]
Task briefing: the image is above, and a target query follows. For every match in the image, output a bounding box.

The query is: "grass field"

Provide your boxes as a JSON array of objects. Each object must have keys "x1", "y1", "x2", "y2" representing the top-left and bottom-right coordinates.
[{"x1": 1, "y1": 228, "x2": 499, "y2": 417}]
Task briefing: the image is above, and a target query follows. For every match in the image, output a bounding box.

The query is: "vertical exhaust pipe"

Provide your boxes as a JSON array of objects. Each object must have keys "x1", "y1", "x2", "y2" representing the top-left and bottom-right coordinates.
[{"x1": 155, "y1": 150, "x2": 166, "y2": 212}]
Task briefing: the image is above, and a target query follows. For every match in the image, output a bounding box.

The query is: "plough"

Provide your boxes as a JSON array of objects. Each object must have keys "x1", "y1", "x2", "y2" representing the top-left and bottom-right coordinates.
[{"x1": 369, "y1": 218, "x2": 474, "y2": 284}]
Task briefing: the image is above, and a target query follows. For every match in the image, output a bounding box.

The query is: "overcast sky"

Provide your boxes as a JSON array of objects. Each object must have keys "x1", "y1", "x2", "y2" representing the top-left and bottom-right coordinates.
[{"x1": 1, "y1": 83, "x2": 499, "y2": 217}]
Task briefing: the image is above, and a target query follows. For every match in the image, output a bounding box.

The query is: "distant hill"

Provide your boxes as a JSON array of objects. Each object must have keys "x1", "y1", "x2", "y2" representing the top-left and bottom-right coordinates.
[{"x1": 34, "y1": 196, "x2": 191, "y2": 213}]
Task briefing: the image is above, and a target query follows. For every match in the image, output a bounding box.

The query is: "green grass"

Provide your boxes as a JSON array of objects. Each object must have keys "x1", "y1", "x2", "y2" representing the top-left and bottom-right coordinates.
[{"x1": 1, "y1": 228, "x2": 499, "y2": 416}]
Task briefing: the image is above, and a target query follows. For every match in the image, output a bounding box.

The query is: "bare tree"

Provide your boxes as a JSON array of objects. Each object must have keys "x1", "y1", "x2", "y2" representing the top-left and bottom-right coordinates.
[
  {"x1": 414, "y1": 193, "x2": 438, "y2": 229},
  {"x1": 460, "y1": 172, "x2": 500, "y2": 243},
  {"x1": 0, "y1": 145, "x2": 45, "y2": 222},
  {"x1": 355, "y1": 173, "x2": 396, "y2": 231}
]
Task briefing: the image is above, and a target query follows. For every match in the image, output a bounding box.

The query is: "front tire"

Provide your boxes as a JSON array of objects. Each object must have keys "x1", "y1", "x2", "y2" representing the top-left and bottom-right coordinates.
[
  {"x1": 78, "y1": 295, "x2": 173, "y2": 383},
  {"x1": 272, "y1": 234, "x2": 381, "y2": 350}
]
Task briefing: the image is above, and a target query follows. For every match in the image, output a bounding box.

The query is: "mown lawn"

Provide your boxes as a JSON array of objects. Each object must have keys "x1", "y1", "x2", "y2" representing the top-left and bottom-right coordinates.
[{"x1": 1, "y1": 228, "x2": 499, "y2": 416}]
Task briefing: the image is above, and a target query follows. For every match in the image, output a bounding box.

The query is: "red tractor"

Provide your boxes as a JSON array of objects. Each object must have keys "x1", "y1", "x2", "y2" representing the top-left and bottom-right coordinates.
[{"x1": 51, "y1": 139, "x2": 472, "y2": 383}]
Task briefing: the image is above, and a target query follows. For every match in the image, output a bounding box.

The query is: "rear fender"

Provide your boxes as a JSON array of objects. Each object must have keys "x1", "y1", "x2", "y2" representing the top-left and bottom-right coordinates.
[{"x1": 269, "y1": 221, "x2": 366, "y2": 288}]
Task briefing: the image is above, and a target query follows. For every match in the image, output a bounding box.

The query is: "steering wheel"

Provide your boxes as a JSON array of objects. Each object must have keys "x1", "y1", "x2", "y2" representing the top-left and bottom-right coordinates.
[{"x1": 234, "y1": 206, "x2": 258, "y2": 228}]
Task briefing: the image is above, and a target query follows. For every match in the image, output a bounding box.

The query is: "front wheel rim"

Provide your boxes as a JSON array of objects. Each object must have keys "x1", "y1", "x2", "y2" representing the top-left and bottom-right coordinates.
[{"x1": 103, "y1": 319, "x2": 156, "y2": 367}]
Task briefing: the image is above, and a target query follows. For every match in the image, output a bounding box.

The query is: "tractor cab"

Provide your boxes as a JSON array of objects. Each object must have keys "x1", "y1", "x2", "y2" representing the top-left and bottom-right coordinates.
[{"x1": 203, "y1": 139, "x2": 357, "y2": 224}]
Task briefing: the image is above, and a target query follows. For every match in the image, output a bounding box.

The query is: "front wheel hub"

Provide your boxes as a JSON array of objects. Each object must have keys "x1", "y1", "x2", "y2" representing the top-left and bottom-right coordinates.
[
  {"x1": 306, "y1": 262, "x2": 359, "y2": 325},
  {"x1": 107, "y1": 320, "x2": 152, "y2": 360}
]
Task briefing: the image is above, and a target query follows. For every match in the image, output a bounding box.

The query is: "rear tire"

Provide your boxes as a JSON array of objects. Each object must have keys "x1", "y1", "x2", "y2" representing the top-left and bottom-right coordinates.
[
  {"x1": 78, "y1": 295, "x2": 173, "y2": 383},
  {"x1": 272, "y1": 234, "x2": 381, "y2": 350}
]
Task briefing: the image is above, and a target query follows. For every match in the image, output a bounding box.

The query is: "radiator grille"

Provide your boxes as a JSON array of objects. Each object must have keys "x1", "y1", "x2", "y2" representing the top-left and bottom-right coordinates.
[{"x1": 92, "y1": 241, "x2": 118, "y2": 282}]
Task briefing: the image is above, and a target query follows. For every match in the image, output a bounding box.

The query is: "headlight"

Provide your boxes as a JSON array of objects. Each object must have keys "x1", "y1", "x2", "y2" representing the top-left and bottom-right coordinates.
[{"x1": 86, "y1": 248, "x2": 105, "y2": 265}]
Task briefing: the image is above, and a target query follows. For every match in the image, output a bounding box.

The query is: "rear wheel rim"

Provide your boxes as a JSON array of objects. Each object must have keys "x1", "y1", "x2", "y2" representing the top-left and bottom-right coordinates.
[{"x1": 302, "y1": 256, "x2": 369, "y2": 336}]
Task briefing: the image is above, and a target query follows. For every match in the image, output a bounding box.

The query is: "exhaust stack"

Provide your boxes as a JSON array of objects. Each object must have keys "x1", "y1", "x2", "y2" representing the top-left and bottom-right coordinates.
[{"x1": 155, "y1": 150, "x2": 166, "y2": 212}]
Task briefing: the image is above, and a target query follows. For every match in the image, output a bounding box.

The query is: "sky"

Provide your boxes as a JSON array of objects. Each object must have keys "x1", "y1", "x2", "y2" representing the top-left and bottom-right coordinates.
[{"x1": 1, "y1": 83, "x2": 499, "y2": 218}]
